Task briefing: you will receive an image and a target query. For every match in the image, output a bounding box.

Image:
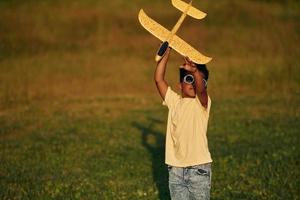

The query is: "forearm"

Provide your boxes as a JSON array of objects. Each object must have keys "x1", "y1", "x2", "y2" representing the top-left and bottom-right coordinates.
[
  {"x1": 192, "y1": 69, "x2": 206, "y2": 94},
  {"x1": 154, "y1": 48, "x2": 170, "y2": 99},
  {"x1": 154, "y1": 63, "x2": 166, "y2": 83},
  {"x1": 193, "y1": 69, "x2": 208, "y2": 107}
]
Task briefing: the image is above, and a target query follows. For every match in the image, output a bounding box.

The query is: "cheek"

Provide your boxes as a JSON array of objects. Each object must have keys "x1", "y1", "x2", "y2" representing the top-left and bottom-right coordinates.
[
  {"x1": 182, "y1": 85, "x2": 189, "y2": 91},
  {"x1": 190, "y1": 88, "x2": 196, "y2": 94}
]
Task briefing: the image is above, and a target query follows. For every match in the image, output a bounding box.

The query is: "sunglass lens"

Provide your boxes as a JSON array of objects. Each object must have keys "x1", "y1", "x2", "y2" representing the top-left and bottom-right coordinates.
[{"x1": 186, "y1": 76, "x2": 194, "y2": 83}]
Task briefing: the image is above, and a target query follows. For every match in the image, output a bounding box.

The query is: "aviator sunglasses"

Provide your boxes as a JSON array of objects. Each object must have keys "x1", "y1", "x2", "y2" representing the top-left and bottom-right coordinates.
[{"x1": 182, "y1": 74, "x2": 208, "y2": 88}]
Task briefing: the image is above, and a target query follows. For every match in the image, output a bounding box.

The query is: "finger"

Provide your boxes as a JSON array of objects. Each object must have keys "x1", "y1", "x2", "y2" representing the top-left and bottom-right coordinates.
[
  {"x1": 186, "y1": 56, "x2": 192, "y2": 63},
  {"x1": 186, "y1": 57, "x2": 196, "y2": 67},
  {"x1": 191, "y1": 62, "x2": 196, "y2": 67},
  {"x1": 184, "y1": 57, "x2": 190, "y2": 65},
  {"x1": 183, "y1": 56, "x2": 188, "y2": 62},
  {"x1": 185, "y1": 56, "x2": 190, "y2": 62}
]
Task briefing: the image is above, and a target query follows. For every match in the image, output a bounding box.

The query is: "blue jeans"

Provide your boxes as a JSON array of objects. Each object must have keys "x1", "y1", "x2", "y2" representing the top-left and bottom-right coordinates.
[{"x1": 168, "y1": 163, "x2": 212, "y2": 200}]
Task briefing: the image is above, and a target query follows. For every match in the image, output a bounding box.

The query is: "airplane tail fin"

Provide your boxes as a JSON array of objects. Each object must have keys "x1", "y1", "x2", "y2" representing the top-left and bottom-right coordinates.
[{"x1": 171, "y1": 0, "x2": 207, "y2": 19}]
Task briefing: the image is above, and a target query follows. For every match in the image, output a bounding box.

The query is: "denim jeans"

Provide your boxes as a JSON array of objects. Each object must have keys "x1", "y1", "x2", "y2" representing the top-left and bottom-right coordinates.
[{"x1": 168, "y1": 163, "x2": 212, "y2": 200}]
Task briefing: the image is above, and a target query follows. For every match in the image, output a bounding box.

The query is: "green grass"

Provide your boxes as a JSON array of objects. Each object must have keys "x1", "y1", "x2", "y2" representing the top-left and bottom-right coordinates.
[
  {"x1": 1, "y1": 96, "x2": 299, "y2": 199},
  {"x1": 0, "y1": 0, "x2": 299, "y2": 199}
]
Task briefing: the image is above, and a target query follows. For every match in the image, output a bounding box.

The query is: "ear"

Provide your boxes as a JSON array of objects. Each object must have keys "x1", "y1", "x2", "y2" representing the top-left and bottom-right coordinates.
[{"x1": 178, "y1": 83, "x2": 182, "y2": 90}]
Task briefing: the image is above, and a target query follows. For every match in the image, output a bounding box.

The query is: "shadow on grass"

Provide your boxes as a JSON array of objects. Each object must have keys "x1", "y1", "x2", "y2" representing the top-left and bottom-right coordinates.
[{"x1": 132, "y1": 117, "x2": 170, "y2": 200}]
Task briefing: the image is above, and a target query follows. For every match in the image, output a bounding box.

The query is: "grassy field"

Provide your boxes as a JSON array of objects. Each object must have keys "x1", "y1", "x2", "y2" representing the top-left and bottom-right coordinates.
[{"x1": 0, "y1": 0, "x2": 299, "y2": 199}]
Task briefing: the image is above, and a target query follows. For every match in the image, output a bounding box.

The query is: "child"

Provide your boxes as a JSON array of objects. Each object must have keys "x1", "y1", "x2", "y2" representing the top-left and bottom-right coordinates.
[{"x1": 154, "y1": 48, "x2": 212, "y2": 200}]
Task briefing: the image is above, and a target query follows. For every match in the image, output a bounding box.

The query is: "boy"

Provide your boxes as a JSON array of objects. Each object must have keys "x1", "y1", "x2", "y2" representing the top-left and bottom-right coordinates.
[{"x1": 154, "y1": 48, "x2": 212, "y2": 200}]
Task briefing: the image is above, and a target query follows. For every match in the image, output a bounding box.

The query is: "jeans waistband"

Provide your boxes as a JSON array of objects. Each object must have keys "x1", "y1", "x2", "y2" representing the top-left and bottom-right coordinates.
[
  {"x1": 168, "y1": 162, "x2": 212, "y2": 169},
  {"x1": 186, "y1": 162, "x2": 212, "y2": 169}
]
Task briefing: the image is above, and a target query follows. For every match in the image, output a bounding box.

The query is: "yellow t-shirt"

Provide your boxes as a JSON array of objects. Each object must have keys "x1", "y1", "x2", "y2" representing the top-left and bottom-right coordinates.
[{"x1": 163, "y1": 87, "x2": 212, "y2": 167}]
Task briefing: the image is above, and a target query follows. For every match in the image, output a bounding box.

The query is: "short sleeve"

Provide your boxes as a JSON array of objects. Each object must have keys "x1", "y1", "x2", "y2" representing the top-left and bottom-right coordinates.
[
  {"x1": 162, "y1": 87, "x2": 181, "y2": 109},
  {"x1": 195, "y1": 95, "x2": 211, "y2": 113}
]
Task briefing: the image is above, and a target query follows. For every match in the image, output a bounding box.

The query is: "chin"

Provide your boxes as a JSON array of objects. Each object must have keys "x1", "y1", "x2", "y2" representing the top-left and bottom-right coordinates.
[
  {"x1": 184, "y1": 93, "x2": 196, "y2": 98},
  {"x1": 188, "y1": 91, "x2": 196, "y2": 97}
]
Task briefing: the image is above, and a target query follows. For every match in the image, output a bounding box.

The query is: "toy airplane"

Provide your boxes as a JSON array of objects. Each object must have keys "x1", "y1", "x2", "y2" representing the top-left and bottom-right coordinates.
[{"x1": 138, "y1": 0, "x2": 212, "y2": 64}]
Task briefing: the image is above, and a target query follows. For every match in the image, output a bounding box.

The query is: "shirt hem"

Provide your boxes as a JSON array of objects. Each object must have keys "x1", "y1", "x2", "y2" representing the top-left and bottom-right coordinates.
[{"x1": 165, "y1": 159, "x2": 213, "y2": 167}]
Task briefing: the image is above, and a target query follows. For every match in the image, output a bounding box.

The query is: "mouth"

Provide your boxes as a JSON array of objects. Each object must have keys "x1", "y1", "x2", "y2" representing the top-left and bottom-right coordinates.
[{"x1": 188, "y1": 86, "x2": 194, "y2": 90}]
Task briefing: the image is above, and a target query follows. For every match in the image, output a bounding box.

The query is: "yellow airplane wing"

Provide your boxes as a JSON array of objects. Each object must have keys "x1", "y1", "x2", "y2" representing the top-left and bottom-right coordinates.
[
  {"x1": 138, "y1": 9, "x2": 170, "y2": 42},
  {"x1": 170, "y1": 34, "x2": 212, "y2": 64},
  {"x1": 171, "y1": 0, "x2": 207, "y2": 20},
  {"x1": 138, "y1": 9, "x2": 212, "y2": 64}
]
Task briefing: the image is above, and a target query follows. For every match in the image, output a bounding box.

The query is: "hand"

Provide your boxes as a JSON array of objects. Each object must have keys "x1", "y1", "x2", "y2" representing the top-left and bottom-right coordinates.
[
  {"x1": 182, "y1": 56, "x2": 197, "y2": 73},
  {"x1": 159, "y1": 46, "x2": 171, "y2": 63},
  {"x1": 164, "y1": 47, "x2": 171, "y2": 57}
]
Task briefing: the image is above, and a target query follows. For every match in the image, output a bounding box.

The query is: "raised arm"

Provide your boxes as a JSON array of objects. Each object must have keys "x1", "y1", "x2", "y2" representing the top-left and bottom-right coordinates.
[
  {"x1": 192, "y1": 67, "x2": 208, "y2": 108},
  {"x1": 154, "y1": 48, "x2": 171, "y2": 100},
  {"x1": 183, "y1": 57, "x2": 208, "y2": 108}
]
